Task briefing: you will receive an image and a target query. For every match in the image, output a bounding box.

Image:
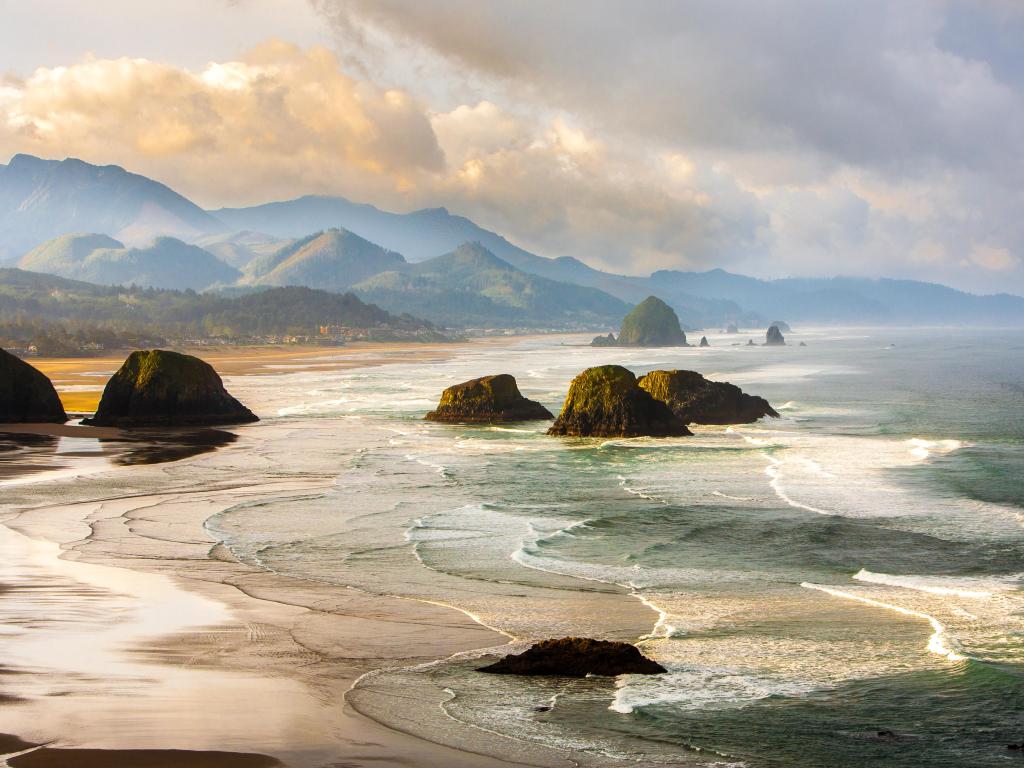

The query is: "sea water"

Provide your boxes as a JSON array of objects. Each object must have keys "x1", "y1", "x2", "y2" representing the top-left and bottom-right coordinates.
[{"x1": 10, "y1": 327, "x2": 1024, "y2": 767}]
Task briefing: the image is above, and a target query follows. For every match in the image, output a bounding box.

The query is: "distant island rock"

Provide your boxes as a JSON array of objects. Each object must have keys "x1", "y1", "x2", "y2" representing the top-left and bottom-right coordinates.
[
  {"x1": 766, "y1": 325, "x2": 786, "y2": 346},
  {"x1": 84, "y1": 350, "x2": 258, "y2": 427},
  {"x1": 0, "y1": 348, "x2": 67, "y2": 423},
  {"x1": 770, "y1": 320, "x2": 792, "y2": 333},
  {"x1": 547, "y1": 365, "x2": 691, "y2": 437},
  {"x1": 478, "y1": 637, "x2": 666, "y2": 677},
  {"x1": 425, "y1": 374, "x2": 552, "y2": 423},
  {"x1": 699, "y1": 336, "x2": 710, "y2": 347},
  {"x1": 592, "y1": 296, "x2": 687, "y2": 347},
  {"x1": 637, "y1": 369, "x2": 779, "y2": 425},
  {"x1": 726, "y1": 323, "x2": 739, "y2": 334}
]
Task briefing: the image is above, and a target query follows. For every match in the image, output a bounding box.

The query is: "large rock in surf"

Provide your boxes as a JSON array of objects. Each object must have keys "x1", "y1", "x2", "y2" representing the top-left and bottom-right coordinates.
[
  {"x1": 479, "y1": 637, "x2": 666, "y2": 677},
  {"x1": 766, "y1": 325, "x2": 786, "y2": 346},
  {"x1": 618, "y1": 296, "x2": 687, "y2": 346},
  {"x1": 699, "y1": 336, "x2": 710, "y2": 347},
  {"x1": 84, "y1": 350, "x2": 258, "y2": 427},
  {"x1": 637, "y1": 369, "x2": 779, "y2": 425},
  {"x1": 426, "y1": 374, "x2": 552, "y2": 423},
  {"x1": 547, "y1": 365, "x2": 691, "y2": 437},
  {"x1": 591, "y1": 332, "x2": 617, "y2": 347},
  {"x1": 0, "y1": 348, "x2": 67, "y2": 423}
]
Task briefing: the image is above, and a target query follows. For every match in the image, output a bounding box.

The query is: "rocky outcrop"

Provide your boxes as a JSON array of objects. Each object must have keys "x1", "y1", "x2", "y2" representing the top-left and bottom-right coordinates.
[
  {"x1": 726, "y1": 323, "x2": 739, "y2": 334},
  {"x1": 766, "y1": 325, "x2": 786, "y2": 346},
  {"x1": 547, "y1": 365, "x2": 691, "y2": 437},
  {"x1": 596, "y1": 296, "x2": 687, "y2": 347},
  {"x1": 770, "y1": 320, "x2": 792, "y2": 333},
  {"x1": 84, "y1": 350, "x2": 258, "y2": 427},
  {"x1": 637, "y1": 369, "x2": 779, "y2": 425},
  {"x1": 479, "y1": 637, "x2": 666, "y2": 677},
  {"x1": 699, "y1": 336, "x2": 710, "y2": 347},
  {"x1": 591, "y1": 332, "x2": 617, "y2": 347},
  {"x1": 426, "y1": 374, "x2": 552, "y2": 423},
  {"x1": 0, "y1": 348, "x2": 67, "y2": 423}
]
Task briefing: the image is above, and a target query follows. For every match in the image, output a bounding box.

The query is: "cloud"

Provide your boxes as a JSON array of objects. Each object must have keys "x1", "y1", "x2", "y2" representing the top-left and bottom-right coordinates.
[{"x1": 969, "y1": 243, "x2": 1018, "y2": 271}]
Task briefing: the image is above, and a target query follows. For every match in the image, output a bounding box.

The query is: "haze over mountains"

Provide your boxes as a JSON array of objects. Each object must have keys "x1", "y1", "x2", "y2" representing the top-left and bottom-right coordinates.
[{"x1": 2, "y1": 153, "x2": 1023, "y2": 328}]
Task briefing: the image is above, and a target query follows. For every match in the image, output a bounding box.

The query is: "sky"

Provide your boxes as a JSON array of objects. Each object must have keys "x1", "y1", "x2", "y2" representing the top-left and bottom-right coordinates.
[{"x1": 1, "y1": 0, "x2": 1023, "y2": 293}]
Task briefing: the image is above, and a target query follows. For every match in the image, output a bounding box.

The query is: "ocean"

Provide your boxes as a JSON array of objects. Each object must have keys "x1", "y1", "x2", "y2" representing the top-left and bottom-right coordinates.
[{"x1": 8, "y1": 327, "x2": 1024, "y2": 766}]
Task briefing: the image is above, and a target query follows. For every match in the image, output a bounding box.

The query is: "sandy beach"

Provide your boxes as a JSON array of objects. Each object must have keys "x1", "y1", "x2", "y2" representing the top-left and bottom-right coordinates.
[{"x1": 0, "y1": 338, "x2": 653, "y2": 768}]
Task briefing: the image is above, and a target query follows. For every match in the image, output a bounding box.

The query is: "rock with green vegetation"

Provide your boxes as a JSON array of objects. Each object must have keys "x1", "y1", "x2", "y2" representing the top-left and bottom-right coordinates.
[
  {"x1": 84, "y1": 350, "x2": 258, "y2": 427},
  {"x1": 426, "y1": 374, "x2": 552, "y2": 423},
  {"x1": 766, "y1": 325, "x2": 786, "y2": 346},
  {"x1": 478, "y1": 637, "x2": 666, "y2": 677},
  {"x1": 612, "y1": 296, "x2": 688, "y2": 347},
  {"x1": 547, "y1": 365, "x2": 690, "y2": 437},
  {"x1": 637, "y1": 369, "x2": 779, "y2": 425},
  {"x1": 0, "y1": 347, "x2": 67, "y2": 423}
]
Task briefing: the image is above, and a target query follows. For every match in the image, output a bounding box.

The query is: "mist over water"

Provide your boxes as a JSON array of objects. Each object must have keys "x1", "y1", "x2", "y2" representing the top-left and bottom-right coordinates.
[{"x1": 202, "y1": 327, "x2": 1024, "y2": 766}]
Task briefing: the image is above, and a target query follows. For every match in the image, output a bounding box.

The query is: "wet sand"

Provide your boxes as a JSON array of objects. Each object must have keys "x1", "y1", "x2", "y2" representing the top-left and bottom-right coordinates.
[{"x1": 0, "y1": 337, "x2": 644, "y2": 768}]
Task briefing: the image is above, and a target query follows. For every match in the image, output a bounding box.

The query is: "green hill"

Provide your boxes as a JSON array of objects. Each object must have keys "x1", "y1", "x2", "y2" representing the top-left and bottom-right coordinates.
[
  {"x1": 352, "y1": 242, "x2": 630, "y2": 327},
  {"x1": 244, "y1": 228, "x2": 405, "y2": 291},
  {"x1": 616, "y1": 296, "x2": 688, "y2": 346}
]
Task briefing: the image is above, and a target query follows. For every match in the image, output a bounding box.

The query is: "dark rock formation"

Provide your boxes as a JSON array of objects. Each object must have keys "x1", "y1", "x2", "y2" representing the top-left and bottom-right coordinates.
[
  {"x1": 479, "y1": 637, "x2": 666, "y2": 677},
  {"x1": 747, "y1": 339, "x2": 756, "y2": 346},
  {"x1": 699, "y1": 336, "x2": 710, "y2": 347},
  {"x1": 0, "y1": 348, "x2": 67, "y2": 423},
  {"x1": 613, "y1": 296, "x2": 687, "y2": 347},
  {"x1": 726, "y1": 323, "x2": 739, "y2": 334},
  {"x1": 766, "y1": 325, "x2": 786, "y2": 346},
  {"x1": 591, "y1": 332, "x2": 617, "y2": 347},
  {"x1": 769, "y1": 320, "x2": 792, "y2": 333},
  {"x1": 637, "y1": 369, "x2": 779, "y2": 425},
  {"x1": 799, "y1": 341, "x2": 807, "y2": 347},
  {"x1": 547, "y1": 365, "x2": 691, "y2": 437},
  {"x1": 84, "y1": 350, "x2": 258, "y2": 427},
  {"x1": 426, "y1": 374, "x2": 552, "y2": 423}
]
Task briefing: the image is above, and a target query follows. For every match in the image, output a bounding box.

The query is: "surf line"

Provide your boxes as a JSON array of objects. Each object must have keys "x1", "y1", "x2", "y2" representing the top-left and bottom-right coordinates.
[
  {"x1": 763, "y1": 454, "x2": 831, "y2": 515},
  {"x1": 801, "y1": 582, "x2": 967, "y2": 662}
]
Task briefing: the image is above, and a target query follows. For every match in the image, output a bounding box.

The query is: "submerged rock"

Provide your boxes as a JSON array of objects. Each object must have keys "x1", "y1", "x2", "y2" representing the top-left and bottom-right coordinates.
[
  {"x1": 479, "y1": 637, "x2": 666, "y2": 677},
  {"x1": 0, "y1": 347, "x2": 67, "y2": 423},
  {"x1": 699, "y1": 336, "x2": 710, "y2": 347},
  {"x1": 638, "y1": 369, "x2": 779, "y2": 425},
  {"x1": 547, "y1": 365, "x2": 690, "y2": 437},
  {"x1": 84, "y1": 350, "x2": 258, "y2": 427},
  {"x1": 614, "y1": 296, "x2": 687, "y2": 347},
  {"x1": 766, "y1": 325, "x2": 786, "y2": 346},
  {"x1": 426, "y1": 374, "x2": 552, "y2": 423}
]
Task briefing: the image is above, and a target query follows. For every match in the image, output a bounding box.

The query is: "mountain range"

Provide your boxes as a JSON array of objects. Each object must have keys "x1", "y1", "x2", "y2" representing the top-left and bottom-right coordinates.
[{"x1": 2, "y1": 153, "x2": 1023, "y2": 328}]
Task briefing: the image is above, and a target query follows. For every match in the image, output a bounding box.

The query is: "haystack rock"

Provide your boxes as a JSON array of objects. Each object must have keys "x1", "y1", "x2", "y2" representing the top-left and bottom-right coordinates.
[
  {"x1": 426, "y1": 374, "x2": 552, "y2": 423},
  {"x1": 0, "y1": 348, "x2": 67, "y2": 423},
  {"x1": 766, "y1": 325, "x2": 786, "y2": 346},
  {"x1": 699, "y1": 336, "x2": 710, "y2": 347},
  {"x1": 637, "y1": 369, "x2": 779, "y2": 425},
  {"x1": 479, "y1": 637, "x2": 666, "y2": 677},
  {"x1": 84, "y1": 350, "x2": 258, "y2": 427},
  {"x1": 547, "y1": 365, "x2": 691, "y2": 437},
  {"x1": 594, "y1": 296, "x2": 687, "y2": 347}
]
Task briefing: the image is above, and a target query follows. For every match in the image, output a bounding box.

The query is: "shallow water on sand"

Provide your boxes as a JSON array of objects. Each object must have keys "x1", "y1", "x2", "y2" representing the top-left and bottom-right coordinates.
[{"x1": 5, "y1": 328, "x2": 1024, "y2": 766}]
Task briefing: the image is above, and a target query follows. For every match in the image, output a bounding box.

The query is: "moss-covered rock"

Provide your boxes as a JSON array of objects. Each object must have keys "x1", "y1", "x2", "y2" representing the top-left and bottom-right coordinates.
[
  {"x1": 0, "y1": 348, "x2": 67, "y2": 423},
  {"x1": 426, "y1": 374, "x2": 552, "y2": 423},
  {"x1": 766, "y1": 325, "x2": 786, "y2": 346},
  {"x1": 478, "y1": 637, "x2": 666, "y2": 677},
  {"x1": 638, "y1": 369, "x2": 779, "y2": 425},
  {"x1": 84, "y1": 350, "x2": 258, "y2": 427},
  {"x1": 614, "y1": 296, "x2": 687, "y2": 346},
  {"x1": 547, "y1": 365, "x2": 691, "y2": 437}
]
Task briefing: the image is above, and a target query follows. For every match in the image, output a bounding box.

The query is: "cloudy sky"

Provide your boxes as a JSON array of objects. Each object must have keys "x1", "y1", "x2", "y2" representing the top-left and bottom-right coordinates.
[{"x1": 2, "y1": 0, "x2": 1023, "y2": 293}]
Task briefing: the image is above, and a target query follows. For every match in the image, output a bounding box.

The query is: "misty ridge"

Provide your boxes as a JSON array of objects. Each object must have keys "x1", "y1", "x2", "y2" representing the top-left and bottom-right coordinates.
[{"x1": 2, "y1": 152, "x2": 1024, "y2": 331}]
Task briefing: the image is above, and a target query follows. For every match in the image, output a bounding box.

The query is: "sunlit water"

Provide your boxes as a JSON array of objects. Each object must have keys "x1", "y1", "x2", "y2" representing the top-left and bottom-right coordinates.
[{"x1": 7, "y1": 328, "x2": 1024, "y2": 766}]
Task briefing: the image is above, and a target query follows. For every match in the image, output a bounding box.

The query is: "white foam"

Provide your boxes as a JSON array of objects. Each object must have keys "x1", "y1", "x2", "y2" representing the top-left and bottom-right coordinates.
[
  {"x1": 764, "y1": 456, "x2": 832, "y2": 515},
  {"x1": 907, "y1": 438, "x2": 965, "y2": 460},
  {"x1": 852, "y1": 569, "x2": 1005, "y2": 599},
  {"x1": 801, "y1": 582, "x2": 966, "y2": 661}
]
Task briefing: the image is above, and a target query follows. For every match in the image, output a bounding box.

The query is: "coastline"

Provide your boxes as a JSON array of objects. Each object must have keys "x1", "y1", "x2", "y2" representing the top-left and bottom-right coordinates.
[{"x1": 0, "y1": 337, "x2": 659, "y2": 768}]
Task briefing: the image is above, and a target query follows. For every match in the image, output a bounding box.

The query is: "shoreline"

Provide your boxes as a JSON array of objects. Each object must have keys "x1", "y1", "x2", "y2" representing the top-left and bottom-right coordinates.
[{"x1": 0, "y1": 336, "x2": 657, "y2": 768}]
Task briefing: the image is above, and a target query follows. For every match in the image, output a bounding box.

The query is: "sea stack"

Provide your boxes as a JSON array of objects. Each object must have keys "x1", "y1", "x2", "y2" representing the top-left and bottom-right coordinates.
[
  {"x1": 426, "y1": 374, "x2": 552, "y2": 423},
  {"x1": 547, "y1": 365, "x2": 691, "y2": 437},
  {"x1": 766, "y1": 325, "x2": 786, "y2": 346},
  {"x1": 699, "y1": 336, "x2": 710, "y2": 347},
  {"x1": 637, "y1": 369, "x2": 779, "y2": 425},
  {"x1": 0, "y1": 348, "x2": 67, "y2": 423},
  {"x1": 479, "y1": 638, "x2": 666, "y2": 677},
  {"x1": 84, "y1": 350, "x2": 258, "y2": 427},
  {"x1": 726, "y1": 323, "x2": 739, "y2": 334},
  {"x1": 592, "y1": 296, "x2": 687, "y2": 347}
]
